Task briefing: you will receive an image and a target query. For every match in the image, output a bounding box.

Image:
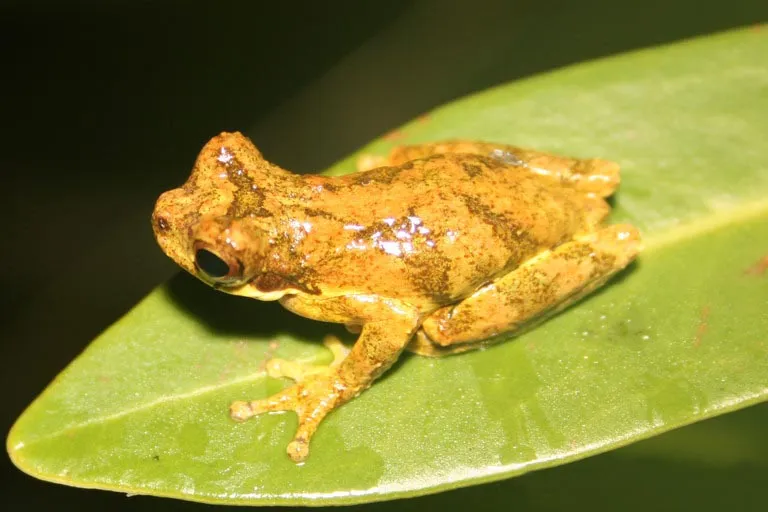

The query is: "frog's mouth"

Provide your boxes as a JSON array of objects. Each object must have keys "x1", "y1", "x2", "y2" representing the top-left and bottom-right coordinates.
[{"x1": 229, "y1": 282, "x2": 292, "y2": 302}]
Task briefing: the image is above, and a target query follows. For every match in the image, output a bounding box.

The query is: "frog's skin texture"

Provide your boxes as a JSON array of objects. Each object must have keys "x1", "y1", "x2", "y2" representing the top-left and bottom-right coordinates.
[{"x1": 153, "y1": 132, "x2": 641, "y2": 462}]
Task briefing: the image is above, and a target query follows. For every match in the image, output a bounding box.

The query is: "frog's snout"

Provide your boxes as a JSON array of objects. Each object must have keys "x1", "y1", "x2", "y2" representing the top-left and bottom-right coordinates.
[{"x1": 151, "y1": 189, "x2": 184, "y2": 236}]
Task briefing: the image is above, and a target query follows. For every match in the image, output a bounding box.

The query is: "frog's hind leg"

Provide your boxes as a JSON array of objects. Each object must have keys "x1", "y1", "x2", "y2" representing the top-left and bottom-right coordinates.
[
  {"x1": 474, "y1": 142, "x2": 621, "y2": 198},
  {"x1": 357, "y1": 142, "x2": 506, "y2": 171},
  {"x1": 583, "y1": 195, "x2": 613, "y2": 229},
  {"x1": 412, "y1": 224, "x2": 641, "y2": 356},
  {"x1": 357, "y1": 141, "x2": 620, "y2": 198}
]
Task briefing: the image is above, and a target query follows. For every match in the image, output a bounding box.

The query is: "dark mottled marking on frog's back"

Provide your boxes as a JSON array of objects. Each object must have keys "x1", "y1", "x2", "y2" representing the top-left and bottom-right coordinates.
[
  {"x1": 339, "y1": 210, "x2": 452, "y2": 301},
  {"x1": 354, "y1": 219, "x2": 392, "y2": 241},
  {"x1": 465, "y1": 153, "x2": 510, "y2": 170},
  {"x1": 461, "y1": 194, "x2": 537, "y2": 261},
  {"x1": 319, "y1": 181, "x2": 341, "y2": 193},
  {"x1": 219, "y1": 155, "x2": 271, "y2": 217},
  {"x1": 177, "y1": 211, "x2": 201, "y2": 238},
  {"x1": 404, "y1": 206, "x2": 452, "y2": 301},
  {"x1": 461, "y1": 162, "x2": 484, "y2": 178},
  {"x1": 349, "y1": 165, "x2": 401, "y2": 186},
  {"x1": 268, "y1": 231, "x2": 326, "y2": 296},
  {"x1": 405, "y1": 249, "x2": 453, "y2": 304},
  {"x1": 303, "y1": 207, "x2": 346, "y2": 224}
]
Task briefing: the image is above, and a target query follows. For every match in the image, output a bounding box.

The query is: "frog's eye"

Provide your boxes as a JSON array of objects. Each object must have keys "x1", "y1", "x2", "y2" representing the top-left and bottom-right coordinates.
[{"x1": 194, "y1": 247, "x2": 243, "y2": 282}]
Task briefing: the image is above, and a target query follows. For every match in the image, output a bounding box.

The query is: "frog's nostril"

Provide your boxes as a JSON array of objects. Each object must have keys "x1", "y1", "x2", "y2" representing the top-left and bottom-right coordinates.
[
  {"x1": 195, "y1": 248, "x2": 230, "y2": 279},
  {"x1": 155, "y1": 215, "x2": 171, "y2": 232}
]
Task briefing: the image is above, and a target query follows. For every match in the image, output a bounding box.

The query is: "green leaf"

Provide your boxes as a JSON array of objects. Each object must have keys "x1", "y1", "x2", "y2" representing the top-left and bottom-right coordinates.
[{"x1": 7, "y1": 27, "x2": 768, "y2": 506}]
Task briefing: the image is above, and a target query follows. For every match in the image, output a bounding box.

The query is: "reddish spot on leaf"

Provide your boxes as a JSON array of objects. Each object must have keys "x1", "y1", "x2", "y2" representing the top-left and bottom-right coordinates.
[
  {"x1": 744, "y1": 255, "x2": 768, "y2": 276},
  {"x1": 693, "y1": 305, "x2": 711, "y2": 347},
  {"x1": 218, "y1": 364, "x2": 234, "y2": 382},
  {"x1": 233, "y1": 340, "x2": 249, "y2": 360},
  {"x1": 417, "y1": 113, "x2": 432, "y2": 124}
]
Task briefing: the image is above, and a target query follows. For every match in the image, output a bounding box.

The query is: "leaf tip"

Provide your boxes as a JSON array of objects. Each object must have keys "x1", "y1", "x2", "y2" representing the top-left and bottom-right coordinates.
[{"x1": 6, "y1": 421, "x2": 32, "y2": 478}]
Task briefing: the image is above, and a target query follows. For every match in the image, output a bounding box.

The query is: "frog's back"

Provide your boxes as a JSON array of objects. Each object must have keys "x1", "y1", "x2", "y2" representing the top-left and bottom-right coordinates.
[
  {"x1": 296, "y1": 153, "x2": 605, "y2": 309},
  {"x1": 327, "y1": 152, "x2": 593, "y2": 224}
]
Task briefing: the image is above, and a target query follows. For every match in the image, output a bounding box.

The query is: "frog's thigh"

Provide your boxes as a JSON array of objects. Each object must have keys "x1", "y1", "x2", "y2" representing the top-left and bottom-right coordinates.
[
  {"x1": 418, "y1": 224, "x2": 641, "y2": 350},
  {"x1": 486, "y1": 144, "x2": 621, "y2": 198},
  {"x1": 357, "y1": 141, "x2": 620, "y2": 198},
  {"x1": 356, "y1": 142, "x2": 469, "y2": 171},
  {"x1": 357, "y1": 142, "x2": 515, "y2": 171}
]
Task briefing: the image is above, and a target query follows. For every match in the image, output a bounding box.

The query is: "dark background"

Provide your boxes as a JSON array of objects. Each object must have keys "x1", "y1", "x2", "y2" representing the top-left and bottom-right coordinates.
[{"x1": 2, "y1": 0, "x2": 766, "y2": 510}]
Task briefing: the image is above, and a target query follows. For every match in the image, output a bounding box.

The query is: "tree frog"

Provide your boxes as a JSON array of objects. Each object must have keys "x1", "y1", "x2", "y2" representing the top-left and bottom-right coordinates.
[{"x1": 152, "y1": 132, "x2": 641, "y2": 462}]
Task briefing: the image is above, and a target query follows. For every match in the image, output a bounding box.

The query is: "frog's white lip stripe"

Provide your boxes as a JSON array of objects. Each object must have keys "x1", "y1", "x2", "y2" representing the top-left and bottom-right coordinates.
[{"x1": 233, "y1": 283, "x2": 288, "y2": 301}]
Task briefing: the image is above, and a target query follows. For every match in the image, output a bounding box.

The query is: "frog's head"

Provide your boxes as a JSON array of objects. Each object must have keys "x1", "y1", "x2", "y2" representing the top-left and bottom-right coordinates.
[
  {"x1": 153, "y1": 132, "x2": 293, "y2": 300},
  {"x1": 153, "y1": 202, "x2": 288, "y2": 299}
]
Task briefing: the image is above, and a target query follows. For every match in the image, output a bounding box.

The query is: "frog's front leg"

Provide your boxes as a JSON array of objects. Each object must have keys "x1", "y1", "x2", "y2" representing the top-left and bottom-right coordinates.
[
  {"x1": 230, "y1": 295, "x2": 419, "y2": 462},
  {"x1": 411, "y1": 224, "x2": 641, "y2": 356}
]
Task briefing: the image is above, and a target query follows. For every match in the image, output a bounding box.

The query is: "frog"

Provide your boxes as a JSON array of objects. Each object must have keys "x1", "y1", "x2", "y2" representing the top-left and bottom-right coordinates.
[{"x1": 152, "y1": 132, "x2": 641, "y2": 462}]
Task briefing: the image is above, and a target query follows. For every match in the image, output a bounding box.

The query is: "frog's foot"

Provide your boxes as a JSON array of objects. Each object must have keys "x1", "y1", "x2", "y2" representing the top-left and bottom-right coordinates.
[
  {"x1": 356, "y1": 154, "x2": 389, "y2": 172},
  {"x1": 229, "y1": 335, "x2": 350, "y2": 462},
  {"x1": 263, "y1": 335, "x2": 349, "y2": 382}
]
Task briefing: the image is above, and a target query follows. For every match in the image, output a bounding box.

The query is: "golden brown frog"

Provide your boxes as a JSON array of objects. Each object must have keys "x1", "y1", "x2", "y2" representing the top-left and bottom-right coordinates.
[{"x1": 152, "y1": 132, "x2": 641, "y2": 462}]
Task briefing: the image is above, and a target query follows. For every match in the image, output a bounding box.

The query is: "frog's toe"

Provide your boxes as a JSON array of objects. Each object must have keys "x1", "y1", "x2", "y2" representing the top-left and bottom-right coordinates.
[
  {"x1": 287, "y1": 438, "x2": 310, "y2": 462},
  {"x1": 229, "y1": 385, "x2": 300, "y2": 421},
  {"x1": 287, "y1": 418, "x2": 327, "y2": 462},
  {"x1": 265, "y1": 358, "x2": 318, "y2": 381},
  {"x1": 263, "y1": 335, "x2": 349, "y2": 382},
  {"x1": 583, "y1": 223, "x2": 643, "y2": 265},
  {"x1": 322, "y1": 334, "x2": 351, "y2": 363},
  {"x1": 356, "y1": 154, "x2": 387, "y2": 172},
  {"x1": 233, "y1": 335, "x2": 351, "y2": 460},
  {"x1": 284, "y1": 388, "x2": 338, "y2": 462},
  {"x1": 231, "y1": 374, "x2": 343, "y2": 461},
  {"x1": 229, "y1": 400, "x2": 253, "y2": 421}
]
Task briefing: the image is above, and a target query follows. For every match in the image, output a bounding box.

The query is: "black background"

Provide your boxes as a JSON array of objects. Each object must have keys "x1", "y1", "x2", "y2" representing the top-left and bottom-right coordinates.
[{"x1": 2, "y1": 1, "x2": 767, "y2": 510}]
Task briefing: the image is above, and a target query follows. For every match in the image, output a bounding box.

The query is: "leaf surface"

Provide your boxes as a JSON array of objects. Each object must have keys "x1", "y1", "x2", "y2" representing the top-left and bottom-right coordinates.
[{"x1": 8, "y1": 28, "x2": 768, "y2": 506}]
